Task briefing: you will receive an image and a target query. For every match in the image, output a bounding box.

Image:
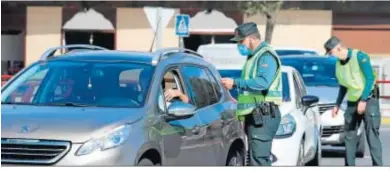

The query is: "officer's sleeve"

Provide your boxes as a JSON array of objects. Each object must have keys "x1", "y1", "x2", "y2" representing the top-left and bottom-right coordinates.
[
  {"x1": 233, "y1": 53, "x2": 277, "y2": 92},
  {"x1": 335, "y1": 85, "x2": 347, "y2": 107},
  {"x1": 357, "y1": 51, "x2": 375, "y2": 101}
]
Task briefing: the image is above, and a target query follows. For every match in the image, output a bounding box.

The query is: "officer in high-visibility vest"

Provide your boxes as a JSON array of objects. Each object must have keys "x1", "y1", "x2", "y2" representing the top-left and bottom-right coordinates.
[
  {"x1": 324, "y1": 36, "x2": 383, "y2": 166},
  {"x1": 221, "y1": 22, "x2": 282, "y2": 166}
]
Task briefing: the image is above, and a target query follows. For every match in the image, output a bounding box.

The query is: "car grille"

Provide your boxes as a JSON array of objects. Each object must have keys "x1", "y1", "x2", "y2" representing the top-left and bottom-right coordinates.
[
  {"x1": 1, "y1": 138, "x2": 71, "y2": 165},
  {"x1": 322, "y1": 126, "x2": 344, "y2": 137},
  {"x1": 318, "y1": 103, "x2": 336, "y2": 114}
]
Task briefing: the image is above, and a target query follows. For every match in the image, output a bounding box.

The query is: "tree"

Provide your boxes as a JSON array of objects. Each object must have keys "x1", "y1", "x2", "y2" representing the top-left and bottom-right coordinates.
[{"x1": 238, "y1": 1, "x2": 284, "y2": 44}]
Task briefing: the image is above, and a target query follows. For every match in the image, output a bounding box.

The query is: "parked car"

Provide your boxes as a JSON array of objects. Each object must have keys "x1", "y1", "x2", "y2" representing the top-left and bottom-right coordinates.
[
  {"x1": 1, "y1": 45, "x2": 246, "y2": 166},
  {"x1": 281, "y1": 55, "x2": 365, "y2": 157}
]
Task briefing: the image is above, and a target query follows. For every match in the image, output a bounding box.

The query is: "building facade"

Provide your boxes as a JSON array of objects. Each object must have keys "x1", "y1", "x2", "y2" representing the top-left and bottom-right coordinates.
[{"x1": 2, "y1": 1, "x2": 390, "y2": 74}]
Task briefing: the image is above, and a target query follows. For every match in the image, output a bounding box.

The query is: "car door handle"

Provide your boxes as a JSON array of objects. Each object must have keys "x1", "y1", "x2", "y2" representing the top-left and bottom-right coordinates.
[{"x1": 192, "y1": 126, "x2": 201, "y2": 135}]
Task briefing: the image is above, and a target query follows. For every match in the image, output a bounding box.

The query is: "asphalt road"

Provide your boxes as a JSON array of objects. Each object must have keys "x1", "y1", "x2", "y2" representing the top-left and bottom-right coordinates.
[{"x1": 321, "y1": 123, "x2": 390, "y2": 166}]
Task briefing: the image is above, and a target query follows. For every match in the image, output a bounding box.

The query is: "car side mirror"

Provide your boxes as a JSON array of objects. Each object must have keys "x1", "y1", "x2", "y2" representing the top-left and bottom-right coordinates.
[
  {"x1": 166, "y1": 101, "x2": 196, "y2": 120},
  {"x1": 301, "y1": 95, "x2": 319, "y2": 115},
  {"x1": 301, "y1": 95, "x2": 319, "y2": 107}
]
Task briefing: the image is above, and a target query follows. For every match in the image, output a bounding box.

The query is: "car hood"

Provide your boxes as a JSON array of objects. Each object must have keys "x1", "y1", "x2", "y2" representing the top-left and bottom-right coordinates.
[
  {"x1": 306, "y1": 86, "x2": 341, "y2": 104},
  {"x1": 1, "y1": 105, "x2": 144, "y2": 143}
]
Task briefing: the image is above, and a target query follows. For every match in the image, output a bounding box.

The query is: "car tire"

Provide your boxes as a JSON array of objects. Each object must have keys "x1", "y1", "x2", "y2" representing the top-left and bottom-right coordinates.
[
  {"x1": 356, "y1": 131, "x2": 366, "y2": 158},
  {"x1": 306, "y1": 137, "x2": 322, "y2": 166},
  {"x1": 226, "y1": 150, "x2": 244, "y2": 166},
  {"x1": 297, "y1": 140, "x2": 305, "y2": 166},
  {"x1": 137, "y1": 158, "x2": 160, "y2": 166}
]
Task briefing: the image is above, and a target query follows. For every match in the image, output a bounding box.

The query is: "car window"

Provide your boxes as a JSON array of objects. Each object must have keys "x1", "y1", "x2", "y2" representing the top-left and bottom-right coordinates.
[
  {"x1": 294, "y1": 71, "x2": 307, "y2": 96},
  {"x1": 276, "y1": 50, "x2": 318, "y2": 56},
  {"x1": 282, "y1": 72, "x2": 291, "y2": 102},
  {"x1": 158, "y1": 69, "x2": 188, "y2": 112},
  {"x1": 292, "y1": 73, "x2": 302, "y2": 108},
  {"x1": 180, "y1": 65, "x2": 218, "y2": 109},
  {"x1": 6, "y1": 68, "x2": 49, "y2": 103},
  {"x1": 2, "y1": 61, "x2": 154, "y2": 108},
  {"x1": 205, "y1": 69, "x2": 222, "y2": 102},
  {"x1": 281, "y1": 58, "x2": 338, "y2": 87}
]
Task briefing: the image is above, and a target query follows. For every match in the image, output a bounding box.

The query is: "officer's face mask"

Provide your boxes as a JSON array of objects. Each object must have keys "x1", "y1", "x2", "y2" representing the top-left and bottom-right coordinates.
[{"x1": 237, "y1": 44, "x2": 252, "y2": 56}]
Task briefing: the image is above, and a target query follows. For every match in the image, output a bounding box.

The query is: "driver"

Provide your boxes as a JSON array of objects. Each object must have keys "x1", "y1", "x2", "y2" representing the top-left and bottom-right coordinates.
[{"x1": 161, "y1": 79, "x2": 189, "y2": 106}]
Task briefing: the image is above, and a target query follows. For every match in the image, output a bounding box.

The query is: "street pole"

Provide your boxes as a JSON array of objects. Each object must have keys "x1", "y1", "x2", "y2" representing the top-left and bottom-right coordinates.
[
  {"x1": 156, "y1": 7, "x2": 163, "y2": 50},
  {"x1": 179, "y1": 37, "x2": 184, "y2": 49}
]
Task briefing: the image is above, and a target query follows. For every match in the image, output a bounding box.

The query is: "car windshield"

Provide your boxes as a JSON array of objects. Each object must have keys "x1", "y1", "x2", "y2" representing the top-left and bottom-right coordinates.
[
  {"x1": 218, "y1": 70, "x2": 291, "y2": 102},
  {"x1": 1, "y1": 60, "x2": 154, "y2": 108},
  {"x1": 276, "y1": 50, "x2": 318, "y2": 56},
  {"x1": 281, "y1": 58, "x2": 338, "y2": 87}
]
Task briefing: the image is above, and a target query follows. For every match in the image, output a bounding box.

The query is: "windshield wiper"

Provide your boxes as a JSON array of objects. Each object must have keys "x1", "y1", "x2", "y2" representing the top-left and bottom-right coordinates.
[{"x1": 44, "y1": 102, "x2": 94, "y2": 107}]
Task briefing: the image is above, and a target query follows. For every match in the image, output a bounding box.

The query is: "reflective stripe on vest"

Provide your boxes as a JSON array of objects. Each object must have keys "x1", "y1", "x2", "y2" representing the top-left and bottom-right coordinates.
[
  {"x1": 335, "y1": 49, "x2": 375, "y2": 101},
  {"x1": 236, "y1": 45, "x2": 283, "y2": 118}
]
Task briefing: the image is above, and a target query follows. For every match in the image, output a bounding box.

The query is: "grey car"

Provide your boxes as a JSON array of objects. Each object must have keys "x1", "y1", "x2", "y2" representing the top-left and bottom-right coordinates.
[{"x1": 1, "y1": 45, "x2": 246, "y2": 166}]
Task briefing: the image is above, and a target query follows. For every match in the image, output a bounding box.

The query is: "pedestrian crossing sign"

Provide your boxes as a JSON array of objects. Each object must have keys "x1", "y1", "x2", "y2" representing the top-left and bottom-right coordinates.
[{"x1": 175, "y1": 14, "x2": 190, "y2": 37}]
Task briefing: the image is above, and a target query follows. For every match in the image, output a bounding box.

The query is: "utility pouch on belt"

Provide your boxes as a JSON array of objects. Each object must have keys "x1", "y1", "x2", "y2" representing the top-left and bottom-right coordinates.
[{"x1": 252, "y1": 98, "x2": 264, "y2": 126}]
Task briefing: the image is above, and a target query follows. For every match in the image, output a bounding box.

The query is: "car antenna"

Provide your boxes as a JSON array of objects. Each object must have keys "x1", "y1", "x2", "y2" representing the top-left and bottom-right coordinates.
[{"x1": 149, "y1": 16, "x2": 162, "y2": 52}]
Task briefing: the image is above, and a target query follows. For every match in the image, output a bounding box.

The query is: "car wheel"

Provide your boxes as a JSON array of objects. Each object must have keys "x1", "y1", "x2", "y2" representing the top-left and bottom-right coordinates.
[
  {"x1": 306, "y1": 137, "x2": 322, "y2": 166},
  {"x1": 297, "y1": 140, "x2": 305, "y2": 166},
  {"x1": 356, "y1": 131, "x2": 366, "y2": 158},
  {"x1": 227, "y1": 150, "x2": 244, "y2": 166},
  {"x1": 138, "y1": 158, "x2": 160, "y2": 166}
]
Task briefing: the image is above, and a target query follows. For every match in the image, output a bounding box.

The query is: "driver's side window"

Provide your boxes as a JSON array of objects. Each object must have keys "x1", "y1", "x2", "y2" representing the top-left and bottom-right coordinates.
[{"x1": 157, "y1": 69, "x2": 187, "y2": 113}]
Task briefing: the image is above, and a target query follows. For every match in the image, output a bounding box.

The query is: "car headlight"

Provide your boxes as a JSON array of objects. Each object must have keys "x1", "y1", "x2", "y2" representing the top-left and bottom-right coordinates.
[
  {"x1": 76, "y1": 124, "x2": 131, "y2": 156},
  {"x1": 275, "y1": 114, "x2": 296, "y2": 137}
]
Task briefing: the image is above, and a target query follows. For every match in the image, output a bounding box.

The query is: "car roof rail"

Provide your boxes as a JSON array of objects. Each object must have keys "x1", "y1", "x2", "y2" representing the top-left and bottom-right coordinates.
[
  {"x1": 39, "y1": 44, "x2": 108, "y2": 60},
  {"x1": 151, "y1": 47, "x2": 203, "y2": 65}
]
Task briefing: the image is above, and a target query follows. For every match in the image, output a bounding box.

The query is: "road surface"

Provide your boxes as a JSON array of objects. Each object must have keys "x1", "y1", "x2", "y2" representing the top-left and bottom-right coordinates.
[{"x1": 321, "y1": 122, "x2": 390, "y2": 166}]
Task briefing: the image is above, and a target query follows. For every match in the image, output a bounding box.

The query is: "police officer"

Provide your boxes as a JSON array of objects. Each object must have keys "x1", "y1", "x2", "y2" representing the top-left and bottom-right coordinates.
[
  {"x1": 325, "y1": 36, "x2": 383, "y2": 166},
  {"x1": 221, "y1": 22, "x2": 282, "y2": 166}
]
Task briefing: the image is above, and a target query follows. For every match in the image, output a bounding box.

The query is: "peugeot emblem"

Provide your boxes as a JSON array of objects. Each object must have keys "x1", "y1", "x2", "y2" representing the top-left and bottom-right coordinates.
[{"x1": 19, "y1": 124, "x2": 39, "y2": 133}]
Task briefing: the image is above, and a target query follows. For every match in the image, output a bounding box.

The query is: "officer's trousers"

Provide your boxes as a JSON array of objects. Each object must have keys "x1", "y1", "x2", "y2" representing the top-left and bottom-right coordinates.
[
  {"x1": 344, "y1": 98, "x2": 383, "y2": 166},
  {"x1": 244, "y1": 107, "x2": 281, "y2": 166}
]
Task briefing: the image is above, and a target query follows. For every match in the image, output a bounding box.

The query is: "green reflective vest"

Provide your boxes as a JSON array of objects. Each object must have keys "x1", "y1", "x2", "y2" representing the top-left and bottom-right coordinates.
[
  {"x1": 335, "y1": 49, "x2": 375, "y2": 102},
  {"x1": 236, "y1": 45, "x2": 283, "y2": 121}
]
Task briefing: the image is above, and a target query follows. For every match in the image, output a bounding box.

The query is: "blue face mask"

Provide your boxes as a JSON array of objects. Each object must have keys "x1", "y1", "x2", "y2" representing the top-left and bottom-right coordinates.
[{"x1": 237, "y1": 44, "x2": 252, "y2": 56}]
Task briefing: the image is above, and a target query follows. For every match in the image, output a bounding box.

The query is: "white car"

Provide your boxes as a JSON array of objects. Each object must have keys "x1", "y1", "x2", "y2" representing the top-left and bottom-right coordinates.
[
  {"x1": 271, "y1": 66, "x2": 322, "y2": 166},
  {"x1": 280, "y1": 55, "x2": 365, "y2": 157},
  {"x1": 197, "y1": 44, "x2": 323, "y2": 165}
]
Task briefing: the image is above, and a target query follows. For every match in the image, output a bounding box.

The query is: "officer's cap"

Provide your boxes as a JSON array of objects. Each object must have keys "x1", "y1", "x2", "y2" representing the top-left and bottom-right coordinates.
[
  {"x1": 324, "y1": 36, "x2": 342, "y2": 55},
  {"x1": 230, "y1": 22, "x2": 259, "y2": 42}
]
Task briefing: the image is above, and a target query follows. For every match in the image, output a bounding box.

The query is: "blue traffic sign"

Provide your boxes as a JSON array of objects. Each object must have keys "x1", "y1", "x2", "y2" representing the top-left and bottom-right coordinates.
[{"x1": 175, "y1": 14, "x2": 190, "y2": 37}]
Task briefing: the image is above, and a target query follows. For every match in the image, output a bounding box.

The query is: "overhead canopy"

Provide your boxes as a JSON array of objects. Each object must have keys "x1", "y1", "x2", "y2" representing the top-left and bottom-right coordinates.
[
  {"x1": 190, "y1": 10, "x2": 237, "y2": 34},
  {"x1": 63, "y1": 8, "x2": 114, "y2": 30}
]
